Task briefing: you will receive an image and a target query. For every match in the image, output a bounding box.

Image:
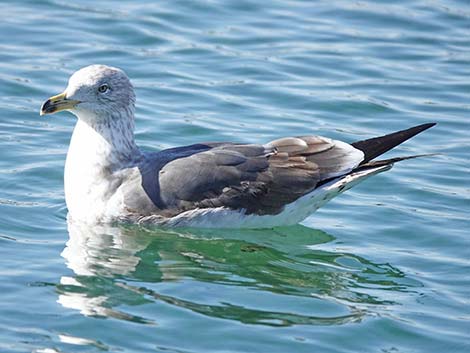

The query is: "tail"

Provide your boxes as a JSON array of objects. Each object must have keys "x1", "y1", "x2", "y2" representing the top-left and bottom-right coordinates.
[
  {"x1": 352, "y1": 123, "x2": 436, "y2": 165},
  {"x1": 354, "y1": 153, "x2": 438, "y2": 172}
]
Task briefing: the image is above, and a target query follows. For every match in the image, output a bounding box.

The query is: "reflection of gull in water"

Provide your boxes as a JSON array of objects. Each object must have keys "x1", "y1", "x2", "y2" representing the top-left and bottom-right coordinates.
[
  {"x1": 61, "y1": 221, "x2": 150, "y2": 277},
  {"x1": 57, "y1": 290, "x2": 108, "y2": 318},
  {"x1": 57, "y1": 221, "x2": 415, "y2": 326},
  {"x1": 59, "y1": 221, "x2": 154, "y2": 320}
]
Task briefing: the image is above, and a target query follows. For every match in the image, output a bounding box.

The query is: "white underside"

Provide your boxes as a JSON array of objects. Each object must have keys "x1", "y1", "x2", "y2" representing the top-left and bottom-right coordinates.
[{"x1": 147, "y1": 165, "x2": 391, "y2": 229}]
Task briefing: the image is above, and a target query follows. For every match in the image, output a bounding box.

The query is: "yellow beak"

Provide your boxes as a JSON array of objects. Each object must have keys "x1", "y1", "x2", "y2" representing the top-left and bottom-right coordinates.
[{"x1": 40, "y1": 92, "x2": 81, "y2": 116}]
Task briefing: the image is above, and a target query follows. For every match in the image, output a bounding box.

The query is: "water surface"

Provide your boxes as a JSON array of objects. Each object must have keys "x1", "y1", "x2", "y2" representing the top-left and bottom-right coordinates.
[{"x1": 0, "y1": 1, "x2": 469, "y2": 352}]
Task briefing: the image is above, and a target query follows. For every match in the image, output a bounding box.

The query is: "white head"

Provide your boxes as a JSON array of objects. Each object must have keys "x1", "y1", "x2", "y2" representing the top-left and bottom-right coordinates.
[
  {"x1": 41, "y1": 65, "x2": 141, "y2": 166},
  {"x1": 40, "y1": 65, "x2": 135, "y2": 125}
]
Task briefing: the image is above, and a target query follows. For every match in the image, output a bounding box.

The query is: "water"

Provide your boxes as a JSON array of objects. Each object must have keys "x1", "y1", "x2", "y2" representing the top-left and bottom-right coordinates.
[{"x1": 0, "y1": 0, "x2": 469, "y2": 352}]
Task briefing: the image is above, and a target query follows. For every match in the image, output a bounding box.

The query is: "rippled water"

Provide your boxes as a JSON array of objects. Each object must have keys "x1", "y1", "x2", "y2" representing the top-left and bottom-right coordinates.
[{"x1": 0, "y1": 1, "x2": 469, "y2": 352}]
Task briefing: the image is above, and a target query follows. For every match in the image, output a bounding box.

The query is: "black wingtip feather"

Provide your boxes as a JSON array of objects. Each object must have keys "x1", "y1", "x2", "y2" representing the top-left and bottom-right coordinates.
[{"x1": 352, "y1": 123, "x2": 436, "y2": 164}]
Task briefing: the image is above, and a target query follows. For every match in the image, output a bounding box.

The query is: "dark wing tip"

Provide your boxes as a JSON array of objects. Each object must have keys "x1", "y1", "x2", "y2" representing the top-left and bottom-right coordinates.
[
  {"x1": 352, "y1": 122, "x2": 437, "y2": 164},
  {"x1": 413, "y1": 122, "x2": 437, "y2": 132}
]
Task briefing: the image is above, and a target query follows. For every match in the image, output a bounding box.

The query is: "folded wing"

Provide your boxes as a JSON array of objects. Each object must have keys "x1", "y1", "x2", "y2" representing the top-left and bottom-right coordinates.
[{"x1": 156, "y1": 135, "x2": 364, "y2": 216}]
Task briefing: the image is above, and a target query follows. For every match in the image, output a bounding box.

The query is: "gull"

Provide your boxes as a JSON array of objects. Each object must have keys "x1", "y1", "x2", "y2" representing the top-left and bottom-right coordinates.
[{"x1": 40, "y1": 65, "x2": 435, "y2": 228}]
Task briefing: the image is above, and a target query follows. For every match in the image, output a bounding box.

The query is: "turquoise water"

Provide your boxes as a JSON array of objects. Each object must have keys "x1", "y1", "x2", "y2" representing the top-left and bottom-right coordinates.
[{"x1": 0, "y1": 0, "x2": 469, "y2": 352}]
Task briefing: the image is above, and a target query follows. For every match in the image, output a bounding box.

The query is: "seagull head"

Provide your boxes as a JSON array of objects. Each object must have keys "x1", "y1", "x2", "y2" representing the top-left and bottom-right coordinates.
[{"x1": 40, "y1": 65, "x2": 136, "y2": 124}]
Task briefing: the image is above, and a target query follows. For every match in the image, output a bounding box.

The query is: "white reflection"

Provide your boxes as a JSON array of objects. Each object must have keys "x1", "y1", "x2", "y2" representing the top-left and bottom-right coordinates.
[
  {"x1": 57, "y1": 289, "x2": 109, "y2": 317},
  {"x1": 57, "y1": 220, "x2": 155, "y2": 321},
  {"x1": 61, "y1": 220, "x2": 151, "y2": 277}
]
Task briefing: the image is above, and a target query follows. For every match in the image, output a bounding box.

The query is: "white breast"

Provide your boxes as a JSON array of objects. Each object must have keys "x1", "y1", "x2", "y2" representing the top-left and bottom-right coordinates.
[{"x1": 64, "y1": 120, "x2": 122, "y2": 223}]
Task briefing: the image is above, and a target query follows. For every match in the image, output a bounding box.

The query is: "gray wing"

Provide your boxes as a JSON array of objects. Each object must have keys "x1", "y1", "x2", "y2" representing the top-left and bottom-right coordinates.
[{"x1": 150, "y1": 136, "x2": 364, "y2": 216}]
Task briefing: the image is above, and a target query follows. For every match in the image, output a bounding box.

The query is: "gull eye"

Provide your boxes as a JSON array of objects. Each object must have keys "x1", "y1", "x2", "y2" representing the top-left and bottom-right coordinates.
[{"x1": 98, "y1": 84, "x2": 109, "y2": 93}]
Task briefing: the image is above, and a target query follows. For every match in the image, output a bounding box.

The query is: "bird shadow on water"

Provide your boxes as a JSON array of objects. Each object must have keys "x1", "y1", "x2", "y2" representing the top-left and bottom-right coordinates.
[{"x1": 56, "y1": 221, "x2": 418, "y2": 327}]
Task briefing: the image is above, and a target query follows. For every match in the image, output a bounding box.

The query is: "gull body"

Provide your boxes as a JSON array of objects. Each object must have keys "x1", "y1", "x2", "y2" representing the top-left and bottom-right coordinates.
[{"x1": 41, "y1": 65, "x2": 435, "y2": 228}]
